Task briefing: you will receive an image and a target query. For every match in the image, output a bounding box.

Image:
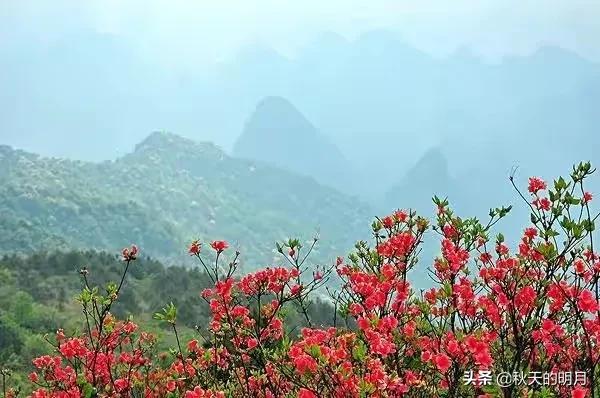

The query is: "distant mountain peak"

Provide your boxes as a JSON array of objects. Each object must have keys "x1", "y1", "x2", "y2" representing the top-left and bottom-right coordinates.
[
  {"x1": 353, "y1": 29, "x2": 411, "y2": 49},
  {"x1": 303, "y1": 32, "x2": 351, "y2": 56},
  {"x1": 352, "y1": 29, "x2": 430, "y2": 61},
  {"x1": 450, "y1": 46, "x2": 483, "y2": 64},
  {"x1": 411, "y1": 147, "x2": 448, "y2": 174},
  {"x1": 236, "y1": 96, "x2": 333, "y2": 149},
  {"x1": 134, "y1": 131, "x2": 223, "y2": 156},
  {"x1": 384, "y1": 146, "x2": 452, "y2": 211},
  {"x1": 136, "y1": 131, "x2": 183, "y2": 147},
  {"x1": 501, "y1": 45, "x2": 594, "y2": 68},
  {"x1": 0, "y1": 144, "x2": 14, "y2": 154},
  {"x1": 532, "y1": 45, "x2": 585, "y2": 61},
  {"x1": 233, "y1": 96, "x2": 353, "y2": 192},
  {"x1": 253, "y1": 96, "x2": 303, "y2": 117}
]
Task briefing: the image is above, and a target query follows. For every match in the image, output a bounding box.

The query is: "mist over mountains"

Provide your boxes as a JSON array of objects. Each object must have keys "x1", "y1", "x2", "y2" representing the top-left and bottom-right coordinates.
[
  {"x1": 1, "y1": 28, "x2": 599, "y2": 269},
  {"x1": 2, "y1": 29, "x2": 598, "y2": 171}
]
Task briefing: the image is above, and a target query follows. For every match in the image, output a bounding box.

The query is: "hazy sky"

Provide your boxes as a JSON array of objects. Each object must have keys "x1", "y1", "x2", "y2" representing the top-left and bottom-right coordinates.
[{"x1": 2, "y1": 0, "x2": 599, "y2": 69}]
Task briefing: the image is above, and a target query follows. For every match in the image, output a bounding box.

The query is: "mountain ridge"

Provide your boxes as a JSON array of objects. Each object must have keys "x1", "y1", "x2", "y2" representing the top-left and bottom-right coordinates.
[{"x1": 0, "y1": 132, "x2": 373, "y2": 268}]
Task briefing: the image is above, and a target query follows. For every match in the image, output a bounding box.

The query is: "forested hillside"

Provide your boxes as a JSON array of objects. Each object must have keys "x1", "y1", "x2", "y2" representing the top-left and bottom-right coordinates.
[{"x1": 0, "y1": 132, "x2": 372, "y2": 267}]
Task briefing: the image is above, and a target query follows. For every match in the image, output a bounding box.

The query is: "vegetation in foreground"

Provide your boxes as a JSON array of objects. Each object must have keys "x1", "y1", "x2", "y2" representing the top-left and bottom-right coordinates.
[{"x1": 2, "y1": 162, "x2": 600, "y2": 397}]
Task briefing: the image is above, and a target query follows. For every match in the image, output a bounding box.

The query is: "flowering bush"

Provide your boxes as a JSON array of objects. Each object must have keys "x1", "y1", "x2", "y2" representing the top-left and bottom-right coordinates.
[{"x1": 5, "y1": 162, "x2": 600, "y2": 397}]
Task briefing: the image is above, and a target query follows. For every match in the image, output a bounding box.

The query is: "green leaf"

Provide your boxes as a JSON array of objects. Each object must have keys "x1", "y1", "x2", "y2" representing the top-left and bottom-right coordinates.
[
  {"x1": 499, "y1": 205, "x2": 512, "y2": 217},
  {"x1": 372, "y1": 220, "x2": 382, "y2": 232},
  {"x1": 442, "y1": 281, "x2": 452, "y2": 297},
  {"x1": 352, "y1": 340, "x2": 367, "y2": 362},
  {"x1": 308, "y1": 344, "x2": 321, "y2": 358},
  {"x1": 82, "y1": 383, "x2": 95, "y2": 398},
  {"x1": 155, "y1": 302, "x2": 178, "y2": 324}
]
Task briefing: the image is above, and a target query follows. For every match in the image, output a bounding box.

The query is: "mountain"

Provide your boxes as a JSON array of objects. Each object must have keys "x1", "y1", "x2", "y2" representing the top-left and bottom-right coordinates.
[
  {"x1": 384, "y1": 147, "x2": 453, "y2": 214},
  {"x1": 233, "y1": 96, "x2": 355, "y2": 193},
  {"x1": 0, "y1": 132, "x2": 373, "y2": 268},
  {"x1": 2, "y1": 28, "x2": 599, "y2": 200},
  {"x1": 217, "y1": 33, "x2": 600, "y2": 198}
]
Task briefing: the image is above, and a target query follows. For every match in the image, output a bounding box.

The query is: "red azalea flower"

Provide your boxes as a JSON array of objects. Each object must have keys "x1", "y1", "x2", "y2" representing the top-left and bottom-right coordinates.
[
  {"x1": 528, "y1": 177, "x2": 547, "y2": 193},
  {"x1": 298, "y1": 388, "x2": 317, "y2": 398},
  {"x1": 114, "y1": 378, "x2": 130, "y2": 392},
  {"x1": 210, "y1": 240, "x2": 229, "y2": 252},
  {"x1": 572, "y1": 386, "x2": 588, "y2": 398},
  {"x1": 189, "y1": 240, "x2": 201, "y2": 255},
  {"x1": 433, "y1": 353, "x2": 452, "y2": 373},
  {"x1": 578, "y1": 289, "x2": 598, "y2": 313}
]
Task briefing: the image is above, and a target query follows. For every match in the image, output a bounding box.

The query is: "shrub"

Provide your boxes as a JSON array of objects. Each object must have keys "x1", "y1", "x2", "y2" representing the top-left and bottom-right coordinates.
[{"x1": 4, "y1": 162, "x2": 600, "y2": 398}]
